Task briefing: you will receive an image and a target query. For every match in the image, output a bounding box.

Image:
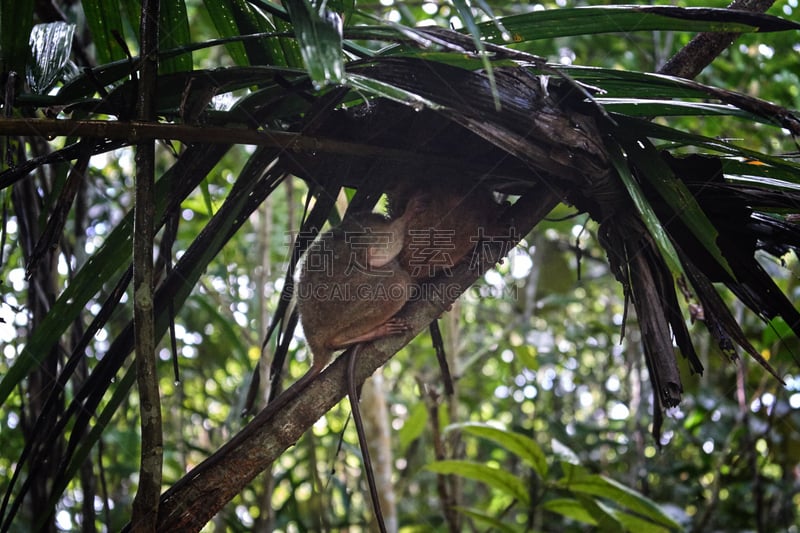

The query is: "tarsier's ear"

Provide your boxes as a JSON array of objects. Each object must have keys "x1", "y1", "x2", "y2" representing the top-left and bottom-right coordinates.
[
  {"x1": 366, "y1": 215, "x2": 408, "y2": 268},
  {"x1": 402, "y1": 193, "x2": 431, "y2": 217},
  {"x1": 367, "y1": 249, "x2": 393, "y2": 268}
]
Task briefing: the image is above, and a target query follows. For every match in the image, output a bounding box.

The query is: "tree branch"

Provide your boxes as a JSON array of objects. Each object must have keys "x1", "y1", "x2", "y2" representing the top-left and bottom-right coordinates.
[
  {"x1": 0, "y1": 119, "x2": 518, "y2": 190},
  {"x1": 659, "y1": 0, "x2": 775, "y2": 78},
  {"x1": 130, "y1": 1, "x2": 162, "y2": 531}
]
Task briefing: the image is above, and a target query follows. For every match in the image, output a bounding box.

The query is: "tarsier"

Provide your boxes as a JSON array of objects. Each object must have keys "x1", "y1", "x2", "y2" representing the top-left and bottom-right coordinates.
[
  {"x1": 295, "y1": 195, "x2": 426, "y2": 377},
  {"x1": 388, "y1": 180, "x2": 503, "y2": 280},
  {"x1": 293, "y1": 196, "x2": 426, "y2": 532},
  {"x1": 159, "y1": 197, "x2": 426, "y2": 526},
  {"x1": 295, "y1": 185, "x2": 506, "y2": 528},
  {"x1": 160, "y1": 185, "x2": 508, "y2": 528},
  {"x1": 296, "y1": 181, "x2": 503, "y2": 375}
]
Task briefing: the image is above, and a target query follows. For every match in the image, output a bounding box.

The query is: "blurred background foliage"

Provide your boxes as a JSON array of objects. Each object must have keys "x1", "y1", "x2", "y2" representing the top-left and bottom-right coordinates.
[{"x1": 0, "y1": 0, "x2": 799, "y2": 531}]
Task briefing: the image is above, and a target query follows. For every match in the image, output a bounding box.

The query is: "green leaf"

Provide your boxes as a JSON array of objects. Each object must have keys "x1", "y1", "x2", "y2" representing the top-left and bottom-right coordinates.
[
  {"x1": 200, "y1": 179, "x2": 215, "y2": 216},
  {"x1": 283, "y1": 0, "x2": 344, "y2": 88},
  {"x1": 574, "y1": 493, "x2": 625, "y2": 532},
  {"x1": 551, "y1": 441, "x2": 580, "y2": 465},
  {"x1": 344, "y1": 73, "x2": 443, "y2": 110},
  {"x1": 397, "y1": 401, "x2": 428, "y2": 456},
  {"x1": 683, "y1": 409, "x2": 707, "y2": 432},
  {"x1": 0, "y1": 145, "x2": 230, "y2": 407},
  {"x1": 82, "y1": 0, "x2": 128, "y2": 64},
  {"x1": 26, "y1": 22, "x2": 76, "y2": 94},
  {"x1": 604, "y1": 137, "x2": 684, "y2": 278},
  {"x1": 0, "y1": 217, "x2": 133, "y2": 407},
  {"x1": 452, "y1": 422, "x2": 548, "y2": 479},
  {"x1": 273, "y1": 12, "x2": 305, "y2": 68},
  {"x1": 120, "y1": 0, "x2": 143, "y2": 42},
  {"x1": 515, "y1": 344, "x2": 539, "y2": 372},
  {"x1": 596, "y1": 99, "x2": 759, "y2": 120},
  {"x1": 722, "y1": 160, "x2": 800, "y2": 190},
  {"x1": 225, "y1": 0, "x2": 282, "y2": 66},
  {"x1": 147, "y1": 67, "x2": 283, "y2": 115},
  {"x1": 614, "y1": 128, "x2": 735, "y2": 279},
  {"x1": 202, "y1": 0, "x2": 249, "y2": 65},
  {"x1": 54, "y1": 58, "x2": 136, "y2": 102},
  {"x1": 18, "y1": 147, "x2": 268, "y2": 525},
  {"x1": 477, "y1": 6, "x2": 800, "y2": 44},
  {"x1": 159, "y1": 0, "x2": 192, "y2": 73},
  {"x1": 609, "y1": 501, "x2": 672, "y2": 533},
  {"x1": 330, "y1": 0, "x2": 355, "y2": 25},
  {"x1": 563, "y1": 66, "x2": 711, "y2": 100},
  {"x1": 542, "y1": 498, "x2": 598, "y2": 526},
  {"x1": 603, "y1": 114, "x2": 800, "y2": 176},
  {"x1": 426, "y1": 460, "x2": 529, "y2": 505},
  {"x1": 36, "y1": 366, "x2": 136, "y2": 532},
  {"x1": 559, "y1": 463, "x2": 680, "y2": 530},
  {"x1": 376, "y1": 50, "x2": 515, "y2": 71},
  {"x1": 189, "y1": 294, "x2": 249, "y2": 363},
  {"x1": 454, "y1": 506, "x2": 521, "y2": 533},
  {"x1": 0, "y1": 0, "x2": 34, "y2": 75}
]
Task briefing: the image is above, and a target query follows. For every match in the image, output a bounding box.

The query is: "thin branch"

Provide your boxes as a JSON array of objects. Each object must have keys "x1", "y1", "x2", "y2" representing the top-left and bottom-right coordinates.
[
  {"x1": 0, "y1": 118, "x2": 300, "y2": 145},
  {"x1": 0, "y1": 118, "x2": 533, "y2": 191},
  {"x1": 659, "y1": 0, "x2": 775, "y2": 78},
  {"x1": 0, "y1": 118, "x2": 495, "y2": 165},
  {"x1": 130, "y1": 0, "x2": 162, "y2": 531}
]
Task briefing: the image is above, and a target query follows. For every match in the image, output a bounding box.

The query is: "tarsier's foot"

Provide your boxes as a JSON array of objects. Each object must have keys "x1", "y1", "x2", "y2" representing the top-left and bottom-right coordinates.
[
  {"x1": 383, "y1": 317, "x2": 411, "y2": 334},
  {"x1": 332, "y1": 317, "x2": 412, "y2": 349}
]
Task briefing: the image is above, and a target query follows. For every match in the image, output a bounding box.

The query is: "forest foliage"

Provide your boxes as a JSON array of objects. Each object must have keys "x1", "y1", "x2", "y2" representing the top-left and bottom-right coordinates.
[{"x1": 1, "y1": 0, "x2": 800, "y2": 531}]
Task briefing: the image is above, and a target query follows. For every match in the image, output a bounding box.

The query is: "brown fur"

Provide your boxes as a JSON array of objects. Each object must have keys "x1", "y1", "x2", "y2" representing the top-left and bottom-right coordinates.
[
  {"x1": 296, "y1": 200, "x2": 424, "y2": 369},
  {"x1": 387, "y1": 180, "x2": 503, "y2": 280}
]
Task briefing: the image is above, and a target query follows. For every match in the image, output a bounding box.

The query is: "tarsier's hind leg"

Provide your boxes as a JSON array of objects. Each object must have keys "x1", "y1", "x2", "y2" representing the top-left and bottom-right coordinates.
[{"x1": 327, "y1": 317, "x2": 411, "y2": 351}]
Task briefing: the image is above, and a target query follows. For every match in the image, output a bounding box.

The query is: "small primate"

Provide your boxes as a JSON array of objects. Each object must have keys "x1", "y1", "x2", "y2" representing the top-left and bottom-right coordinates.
[
  {"x1": 388, "y1": 180, "x2": 502, "y2": 280},
  {"x1": 158, "y1": 200, "x2": 423, "y2": 525},
  {"x1": 293, "y1": 198, "x2": 425, "y2": 533},
  {"x1": 257, "y1": 198, "x2": 425, "y2": 419},
  {"x1": 295, "y1": 210, "x2": 416, "y2": 367}
]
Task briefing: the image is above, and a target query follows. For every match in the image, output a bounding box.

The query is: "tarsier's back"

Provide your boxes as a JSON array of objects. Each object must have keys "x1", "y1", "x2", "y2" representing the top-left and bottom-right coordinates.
[{"x1": 388, "y1": 181, "x2": 502, "y2": 280}]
